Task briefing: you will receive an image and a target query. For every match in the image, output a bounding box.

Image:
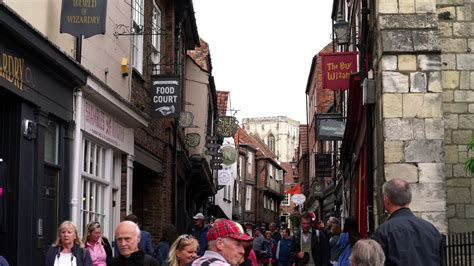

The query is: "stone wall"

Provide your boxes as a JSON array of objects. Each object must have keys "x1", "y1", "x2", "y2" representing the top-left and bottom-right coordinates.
[
  {"x1": 375, "y1": 0, "x2": 447, "y2": 233},
  {"x1": 438, "y1": 0, "x2": 474, "y2": 233}
]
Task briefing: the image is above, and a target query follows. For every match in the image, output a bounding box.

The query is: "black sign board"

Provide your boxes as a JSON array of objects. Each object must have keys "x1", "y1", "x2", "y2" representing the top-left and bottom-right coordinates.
[
  {"x1": 316, "y1": 114, "x2": 346, "y2": 141},
  {"x1": 60, "y1": 0, "x2": 107, "y2": 38},
  {"x1": 151, "y1": 75, "x2": 181, "y2": 119},
  {"x1": 315, "y1": 153, "x2": 332, "y2": 177}
]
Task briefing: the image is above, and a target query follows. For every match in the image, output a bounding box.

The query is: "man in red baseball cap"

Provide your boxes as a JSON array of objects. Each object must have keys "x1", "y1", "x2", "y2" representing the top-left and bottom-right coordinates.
[{"x1": 192, "y1": 219, "x2": 253, "y2": 266}]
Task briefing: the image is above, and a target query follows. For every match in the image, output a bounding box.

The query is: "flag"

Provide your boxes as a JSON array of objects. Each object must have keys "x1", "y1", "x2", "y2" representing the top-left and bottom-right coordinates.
[{"x1": 285, "y1": 183, "x2": 301, "y2": 195}]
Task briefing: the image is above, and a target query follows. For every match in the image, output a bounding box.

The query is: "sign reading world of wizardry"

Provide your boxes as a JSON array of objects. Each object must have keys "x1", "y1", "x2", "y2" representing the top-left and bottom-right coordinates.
[
  {"x1": 216, "y1": 116, "x2": 238, "y2": 138},
  {"x1": 151, "y1": 75, "x2": 181, "y2": 119},
  {"x1": 319, "y1": 52, "x2": 357, "y2": 90},
  {"x1": 60, "y1": 0, "x2": 108, "y2": 38}
]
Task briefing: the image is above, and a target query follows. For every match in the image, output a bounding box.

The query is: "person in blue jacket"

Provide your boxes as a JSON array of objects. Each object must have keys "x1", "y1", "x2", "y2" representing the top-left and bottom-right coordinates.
[
  {"x1": 336, "y1": 217, "x2": 360, "y2": 266},
  {"x1": 276, "y1": 228, "x2": 292, "y2": 266},
  {"x1": 114, "y1": 214, "x2": 154, "y2": 256},
  {"x1": 191, "y1": 213, "x2": 209, "y2": 256}
]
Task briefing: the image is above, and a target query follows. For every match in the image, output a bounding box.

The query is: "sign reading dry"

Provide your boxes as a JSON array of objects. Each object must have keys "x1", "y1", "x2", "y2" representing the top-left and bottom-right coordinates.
[{"x1": 320, "y1": 52, "x2": 357, "y2": 90}]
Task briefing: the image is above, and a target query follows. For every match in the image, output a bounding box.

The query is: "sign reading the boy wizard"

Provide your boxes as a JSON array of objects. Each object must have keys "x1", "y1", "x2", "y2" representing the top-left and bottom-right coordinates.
[{"x1": 60, "y1": 0, "x2": 107, "y2": 38}]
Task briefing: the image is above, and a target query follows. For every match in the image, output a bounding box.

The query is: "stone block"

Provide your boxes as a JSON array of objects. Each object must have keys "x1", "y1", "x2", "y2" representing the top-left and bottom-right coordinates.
[
  {"x1": 443, "y1": 90, "x2": 454, "y2": 102},
  {"x1": 383, "y1": 94, "x2": 403, "y2": 117},
  {"x1": 420, "y1": 212, "x2": 447, "y2": 233},
  {"x1": 437, "y1": 7, "x2": 456, "y2": 20},
  {"x1": 453, "y1": 22, "x2": 474, "y2": 37},
  {"x1": 382, "y1": 72, "x2": 409, "y2": 92},
  {"x1": 447, "y1": 204, "x2": 456, "y2": 218},
  {"x1": 460, "y1": 71, "x2": 470, "y2": 90},
  {"x1": 458, "y1": 145, "x2": 468, "y2": 152},
  {"x1": 378, "y1": 0, "x2": 399, "y2": 13},
  {"x1": 444, "y1": 114, "x2": 458, "y2": 129},
  {"x1": 447, "y1": 178, "x2": 471, "y2": 187},
  {"x1": 459, "y1": 151, "x2": 467, "y2": 162},
  {"x1": 385, "y1": 163, "x2": 418, "y2": 182},
  {"x1": 471, "y1": 72, "x2": 474, "y2": 89},
  {"x1": 441, "y1": 54, "x2": 456, "y2": 70},
  {"x1": 418, "y1": 55, "x2": 442, "y2": 70},
  {"x1": 466, "y1": 205, "x2": 474, "y2": 218},
  {"x1": 444, "y1": 103, "x2": 468, "y2": 113},
  {"x1": 384, "y1": 118, "x2": 424, "y2": 140},
  {"x1": 442, "y1": 71, "x2": 460, "y2": 89},
  {"x1": 399, "y1": 0, "x2": 415, "y2": 13},
  {"x1": 445, "y1": 129, "x2": 452, "y2": 144},
  {"x1": 405, "y1": 140, "x2": 444, "y2": 163},
  {"x1": 459, "y1": 115, "x2": 474, "y2": 129},
  {"x1": 384, "y1": 141, "x2": 405, "y2": 163},
  {"x1": 452, "y1": 130, "x2": 472, "y2": 144},
  {"x1": 398, "y1": 55, "x2": 417, "y2": 71},
  {"x1": 416, "y1": 0, "x2": 436, "y2": 13},
  {"x1": 436, "y1": 0, "x2": 465, "y2": 5},
  {"x1": 447, "y1": 187, "x2": 471, "y2": 203},
  {"x1": 425, "y1": 118, "x2": 444, "y2": 139},
  {"x1": 416, "y1": 94, "x2": 443, "y2": 118},
  {"x1": 381, "y1": 30, "x2": 414, "y2": 52},
  {"x1": 410, "y1": 72, "x2": 427, "y2": 92},
  {"x1": 469, "y1": 104, "x2": 474, "y2": 113},
  {"x1": 457, "y1": 54, "x2": 474, "y2": 70},
  {"x1": 448, "y1": 218, "x2": 474, "y2": 233},
  {"x1": 438, "y1": 22, "x2": 453, "y2": 37},
  {"x1": 446, "y1": 163, "x2": 453, "y2": 178},
  {"x1": 457, "y1": 5, "x2": 472, "y2": 21},
  {"x1": 419, "y1": 163, "x2": 444, "y2": 183},
  {"x1": 456, "y1": 204, "x2": 466, "y2": 218},
  {"x1": 403, "y1": 94, "x2": 424, "y2": 117},
  {"x1": 413, "y1": 30, "x2": 441, "y2": 52},
  {"x1": 441, "y1": 39, "x2": 468, "y2": 53},
  {"x1": 454, "y1": 91, "x2": 474, "y2": 102},
  {"x1": 379, "y1": 14, "x2": 437, "y2": 29},
  {"x1": 445, "y1": 145, "x2": 459, "y2": 163},
  {"x1": 469, "y1": 40, "x2": 474, "y2": 56},
  {"x1": 381, "y1": 56, "x2": 397, "y2": 71},
  {"x1": 411, "y1": 182, "x2": 446, "y2": 211},
  {"x1": 453, "y1": 164, "x2": 468, "y2": 177},
  {"x1": 428, "y1": 71, "x2": 442, "y2": 92}
]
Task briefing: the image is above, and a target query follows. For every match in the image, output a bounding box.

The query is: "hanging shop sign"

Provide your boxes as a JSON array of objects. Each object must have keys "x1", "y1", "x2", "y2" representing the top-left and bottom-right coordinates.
[
  {"x1": 319, "y1": 52, "x2": 357, "y2": 90},
  {"x1": 179, "y1": 111, "x2": 194, "y2": 128},
  {"x1": 151, "y1": 75, "x2": 181, "y2": 119},
  {"x1": 218, "y1": 170, "x2": 232, "y2": 185},
  {"x1": 216, "y1": 116, "x2": 238, "y2": 137},
  {"x1": 220, "y1": 146, "x2": 237, "y2": 165},
  {"x1": 60, "y1": 0, "x2": 107, "y2": 38},
  {"x1": 315, "y1": 153, "x2": 332, "y2": 177},
  {"x1": 291, "y1": 194, "x2": 306, "y2": 205},
  {"x1": 185, "y1": 133, "x2": 200, "y2": 147},
  {"x1": 316, "y1": 114, "x2": 346, "y2": 141}
]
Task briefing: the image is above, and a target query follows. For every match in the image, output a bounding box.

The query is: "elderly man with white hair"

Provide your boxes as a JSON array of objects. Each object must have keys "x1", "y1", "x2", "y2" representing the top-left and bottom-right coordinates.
[{"x1": 109, "y1": 221, "x2": 159, "y2": 265}]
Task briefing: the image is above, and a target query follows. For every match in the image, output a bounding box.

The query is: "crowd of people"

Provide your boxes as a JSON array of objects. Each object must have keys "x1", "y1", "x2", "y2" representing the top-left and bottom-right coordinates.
[{"x1": 0, "y1": 177, "x2": 439, "y2": 266}]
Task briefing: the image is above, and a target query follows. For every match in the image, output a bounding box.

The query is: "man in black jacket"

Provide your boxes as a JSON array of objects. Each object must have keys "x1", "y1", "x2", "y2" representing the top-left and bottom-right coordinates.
[
  {"x1": 290, "y1": 212, "x2": 330, "y2": 266},
  {"x1": 373, "y1": 178, "x2": 445, "y2": 266}
]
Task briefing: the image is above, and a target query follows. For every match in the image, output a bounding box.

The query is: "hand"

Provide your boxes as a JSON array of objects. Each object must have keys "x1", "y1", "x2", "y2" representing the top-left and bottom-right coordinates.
[{"x1": 297, "y1": 252, "x2": 305, "y2": 259}]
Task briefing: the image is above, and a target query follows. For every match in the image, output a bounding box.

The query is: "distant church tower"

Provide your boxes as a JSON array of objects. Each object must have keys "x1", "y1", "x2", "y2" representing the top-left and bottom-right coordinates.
[{"x1": 241, "y1": 116, "x2": 300, "y2": 163}]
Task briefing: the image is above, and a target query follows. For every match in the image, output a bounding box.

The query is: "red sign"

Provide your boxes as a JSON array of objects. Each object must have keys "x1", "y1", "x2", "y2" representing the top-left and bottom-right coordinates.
[{"x1": 320, "y1": 52, "x2": 357, "y2": 90}]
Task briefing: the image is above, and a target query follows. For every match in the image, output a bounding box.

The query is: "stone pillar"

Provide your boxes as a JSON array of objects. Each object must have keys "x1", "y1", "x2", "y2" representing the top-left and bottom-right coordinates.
[
  {"x1": 375, "y1": 0, "x2": 447, "y2": 232},
  {"x1": 438, "y1": 0, "x2": 474, "y2": 233}
]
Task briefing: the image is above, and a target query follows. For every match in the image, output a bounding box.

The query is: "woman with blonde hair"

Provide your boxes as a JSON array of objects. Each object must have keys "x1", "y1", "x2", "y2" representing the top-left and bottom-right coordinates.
[
  {"x1": 349, "y1": 239, "x2": 385, "y2": 266},
  {"x1": 44, "y1": 220, "x2": 93, "y2": 266},
  {"x1": 82, "y1": 221, "x2": 113, "y2": 266},
  {"x1": 168, "y1": 234, "x2": 199, "y2": 266}
]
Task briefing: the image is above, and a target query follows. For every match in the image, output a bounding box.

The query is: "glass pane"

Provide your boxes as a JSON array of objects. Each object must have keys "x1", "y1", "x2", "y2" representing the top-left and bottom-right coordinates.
[
  {"x1": 83, "y1": 139, "x2": 88, "y2": 172},
  {"x1": 44, "y1": 121, "x2": 59, "y2": 164}
]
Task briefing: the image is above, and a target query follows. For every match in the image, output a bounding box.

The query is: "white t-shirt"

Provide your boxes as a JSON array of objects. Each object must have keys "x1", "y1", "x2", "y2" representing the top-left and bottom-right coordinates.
[{"x1": 54, "y1": 252, "x2": 77, "y2": 266}]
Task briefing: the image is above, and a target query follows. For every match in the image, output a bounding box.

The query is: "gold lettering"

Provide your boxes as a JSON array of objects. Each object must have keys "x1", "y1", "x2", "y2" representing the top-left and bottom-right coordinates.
[
  {"x1": 7, "y1": 55, "x2": 14, "y2": 82},
  {"x1": 73, "y1": 0, "x2": 97, "y2": 7},
  {"x1": 67, "y1": 15, "x2": 100, "y2": 24},
  {"x1": 0, "y1": 52, "x2": 27, "y2": 91}
]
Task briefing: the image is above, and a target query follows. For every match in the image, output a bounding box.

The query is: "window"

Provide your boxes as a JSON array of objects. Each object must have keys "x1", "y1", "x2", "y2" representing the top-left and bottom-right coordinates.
[
  {"x1": 132, "y1": 0, "x2": 144, "y2": 73},
  {"x1": 268, "y1": 134, "x2": 275, "y2": 153},
  {"x1": 247, "y1": 152, "x2": 253, "y2": 175},
  {"x1": 245, "y1": 185, "x2": 252, "y2": 211},
  {"x1": 281, "y1": 193, "x2": 290, "y2": 206},
  {"x1": 44, "y1": 120, "x2": 59, "y2": 164},
  {"x1": 151, "y1": 3, "x2": 162, "y2": 72}
]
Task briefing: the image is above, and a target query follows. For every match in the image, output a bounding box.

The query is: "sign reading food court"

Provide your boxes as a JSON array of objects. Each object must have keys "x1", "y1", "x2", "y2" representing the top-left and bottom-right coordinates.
[{"x1": 151, "y1": 75, "x2": 181, "y2": 119}]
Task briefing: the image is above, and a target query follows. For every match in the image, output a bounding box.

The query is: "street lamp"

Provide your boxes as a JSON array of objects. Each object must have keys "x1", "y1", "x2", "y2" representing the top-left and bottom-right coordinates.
[{"x1": 334, "y1": 14, "x2": 350, "y2": 45}]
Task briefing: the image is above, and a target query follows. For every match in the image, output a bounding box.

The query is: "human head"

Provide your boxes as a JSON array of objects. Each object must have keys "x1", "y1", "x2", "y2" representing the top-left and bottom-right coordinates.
[
  {"x1": 282, "y1": 228, "x2": 291, "y2": 238},
  {"x1": 331, "y1": 222, "x2": 342, "y2": 235},
  {"x1": 54, "y1": 220, "x2": 82, "y2": 248},
  {"x1": 269, "y1": 222, "x2": 276, "y2": 232},
  {"x1": 124, "y1": 214, "x2": 140, "y2": 227},
  {"x1": 169, "y1": 234, "x2": 199, "y2": 266},
  {"x1": 383, "y1": 178, "x2": 412, "y2": 213},
  {"x1": 115, "y1": 221, "x2": 141, "y2": 257},
  {"x1": 327, "y1": 216, "x2": 339, "y2": 230},
  {"x1": 83, "y1": 221, "x2": 102, "y2": 244},
  {"x1": 300, "y1": 212, "x2": 312, "y2": 233},
  {"x1": 161, "y1": 223, "x2": 178, "y2": 244},
  {"x1": 193, "y1": 213, "x2": 205, "y2": 228},
  {"x1": 265, "y1": 231, "x2": 272, "y2": 239},
  {"x1": 207, "y1": 219, "x2": 252, "y2": 265},
  {"x1": 254, "y1": 229, "x2": 262, "y2": 237},
  {"x1": 349, "y1": 239, "x2": 385, "y2": 266}
]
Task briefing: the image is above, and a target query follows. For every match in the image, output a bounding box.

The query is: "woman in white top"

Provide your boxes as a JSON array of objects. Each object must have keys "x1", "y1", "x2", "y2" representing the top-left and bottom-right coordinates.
[{"x1": 44, "y1": 220, "x2": 93, "y2": 266}]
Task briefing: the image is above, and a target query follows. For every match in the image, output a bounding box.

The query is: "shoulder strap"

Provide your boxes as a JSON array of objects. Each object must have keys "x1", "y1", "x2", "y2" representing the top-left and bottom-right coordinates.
[{"x1": 200, "y1": 258, "x2": 221, "y2": 266}]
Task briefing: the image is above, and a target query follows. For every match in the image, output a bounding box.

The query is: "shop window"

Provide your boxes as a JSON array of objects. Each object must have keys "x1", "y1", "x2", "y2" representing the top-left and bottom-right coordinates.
[
  {"x1": 151, "y1": 2, "x2": 162, "y2": 73},
  {"x1": 44, "y1": 120, "x2": 59, "y2": 164}
]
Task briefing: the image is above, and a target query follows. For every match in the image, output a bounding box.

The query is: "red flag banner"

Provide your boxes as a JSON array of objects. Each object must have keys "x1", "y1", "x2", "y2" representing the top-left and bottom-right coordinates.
[
  {"x1": 285, "y1": 183, "x2": 301, "y2": 195},
  {"x1": 320, "y1": 52, "x2": 358, "y2": 90}
]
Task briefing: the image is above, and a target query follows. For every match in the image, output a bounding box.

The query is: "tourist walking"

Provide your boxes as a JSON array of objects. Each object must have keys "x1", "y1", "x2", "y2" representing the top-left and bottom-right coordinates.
[
  {"x1": 191, "y1": 212, "x2": 209, "y2": 257},
  {"x1": 83, "y1": 221, "x2": 113, "y2": 266},
  {"x1": 169, "y1": 234, "x2": 199, "y2": 266},
  {"x1": 261, "y1": 231, "x2": 276, "y2": 266},
  {"x1": 154, "y1": 223, "x2": 178, "y2": 265},
  {"x1": 275, "y1": 228, "x2": 292, "y2": 266},
  {"x1": 336, "y1": 217, "x2": 360, "y2": 266}
]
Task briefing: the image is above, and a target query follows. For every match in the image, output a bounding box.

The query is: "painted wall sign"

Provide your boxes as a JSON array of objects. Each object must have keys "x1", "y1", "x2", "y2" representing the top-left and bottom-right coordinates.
[
  {"x1": 83, "y1": 99, "x2": 134, "y2": 154},
  {"x1": 320, "y1": 52, "x2": 357, "y2": 90},
  {"x1": 151, "y1": 75, "x2": 181, "y2": 119},
  {"x1": 185, "y1": 133, "x2": 200, "y2": 147},
  {"x1": 60, "y1": 0, "x2": 107, "y2": 38}
]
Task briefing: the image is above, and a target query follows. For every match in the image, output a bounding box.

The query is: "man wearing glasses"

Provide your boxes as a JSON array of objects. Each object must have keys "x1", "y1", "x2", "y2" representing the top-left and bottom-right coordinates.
[{"x1": 192, "y1": 219, "x2": 253, "y2": 266}]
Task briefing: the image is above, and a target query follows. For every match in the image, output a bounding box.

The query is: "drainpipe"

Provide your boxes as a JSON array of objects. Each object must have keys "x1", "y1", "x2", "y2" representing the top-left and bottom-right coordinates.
[{"x1": 71, "y1": 89, "x2": 83, "y2": 226}]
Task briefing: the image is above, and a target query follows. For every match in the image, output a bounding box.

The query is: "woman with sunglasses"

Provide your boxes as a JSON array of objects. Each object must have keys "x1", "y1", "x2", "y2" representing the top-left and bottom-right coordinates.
[
  {"x1": 168, "y1": 234, "x2": 199, "y2": 266},
  {"x1": 82, "y1": 221, "x2": 113, "y2": 266}
]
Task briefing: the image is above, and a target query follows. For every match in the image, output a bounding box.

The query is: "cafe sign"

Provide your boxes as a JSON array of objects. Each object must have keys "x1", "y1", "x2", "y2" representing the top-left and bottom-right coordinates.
[
  {"x1": 60, "y1": 0, "x2": 108, "y2": 38},
  {"x1": 151, "y1": 75, "x2": 181, "y2": 119},
  {"x1": 320, "y1": 52, "x2": 357, "y2": 90}
]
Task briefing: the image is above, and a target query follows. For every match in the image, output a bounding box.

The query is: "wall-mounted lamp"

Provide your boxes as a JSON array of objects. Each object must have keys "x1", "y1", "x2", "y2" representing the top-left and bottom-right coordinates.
[
  {"x1": 121, "y1": 58, "x2": 129, "y2": 77},
  {"x1": 334, "y1": 14, "x2": 350, "y2": 45}
]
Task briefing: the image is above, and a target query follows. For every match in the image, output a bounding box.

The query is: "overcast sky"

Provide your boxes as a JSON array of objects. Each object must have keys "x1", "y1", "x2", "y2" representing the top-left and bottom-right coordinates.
[{"x1": 193, "y1": 1, "x2": 334, "y2": 124}]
